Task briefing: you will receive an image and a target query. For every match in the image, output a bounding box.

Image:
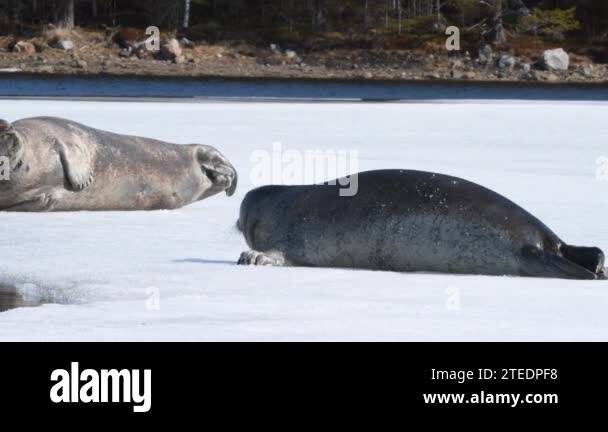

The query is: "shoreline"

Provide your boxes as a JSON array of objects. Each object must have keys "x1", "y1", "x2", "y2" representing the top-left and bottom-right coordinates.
[
  {"x1": 3, "y1": 33, "x2": 607, "y2": 87},
  {"x1": 2, "y1": 69, "x2": 608, "y2": 87},
  {"x1": 2, "y1": 71, "x2": 608, "y2": 101}
]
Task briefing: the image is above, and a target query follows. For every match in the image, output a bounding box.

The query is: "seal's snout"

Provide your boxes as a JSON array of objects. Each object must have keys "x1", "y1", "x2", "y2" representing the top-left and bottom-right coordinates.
[
  {"x1": 200, "y1": 158, "x2": 238, "y2": 196},
  {"x1": 225, "y1": 166, "x2": 238, "y2": 196},
  {"x1": 197, "y1": 145, "x2": 238, "y2": 197},
  {"x1": 207, "y1": 162, "x2": 237, "y2": 196}
]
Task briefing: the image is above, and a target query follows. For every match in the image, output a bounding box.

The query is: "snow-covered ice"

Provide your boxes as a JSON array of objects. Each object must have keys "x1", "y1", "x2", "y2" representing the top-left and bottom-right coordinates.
[{"x1": 0, "y1": 99, "x2": 607, "y2": 341}]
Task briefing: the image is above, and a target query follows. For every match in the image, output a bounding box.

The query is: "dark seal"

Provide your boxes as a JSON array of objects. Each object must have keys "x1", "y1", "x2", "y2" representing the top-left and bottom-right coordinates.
[
  {"x1": 237, "y1": 169, "x2": 605, "y2": 280},
  {"x1": 0, "y1": 117, "x2": 237, "y2": 211}
]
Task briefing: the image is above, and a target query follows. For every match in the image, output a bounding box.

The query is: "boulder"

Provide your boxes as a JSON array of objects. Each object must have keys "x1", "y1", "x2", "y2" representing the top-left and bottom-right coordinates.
[
  {"x1": 71, "y1": 58, "x2": 88, "y2": 69},
  {"x1": 450, "y1": 59, "x2": 464, "y2": 69},
  {"x1": 497, "y1": 55, "x2": 516, "y2": 69},
  {"x1": 478, "y1": 45, "x2": 493, "y2": 65},
  {"x1": 542, "y1": 48, "x2": 569, "y2": 71},
  {"x1": 284, "y1": 49, "x2": 301, "y2": 63},
  {"x1": 159, "y1": 39, "x2": 182, "y2": 61},
  {"x1": 580, "y1": 64, "x2": 594, "y2": 78},
  {"x1": 451, "y1": 70, "x2": 463, "y2": 79},
  {"x1": 135, "y1": 46, "x2": 148, "y2": 59},
  {"x1": 56, "y1": 40, "x2": 74, "y2": 51},
  {"x1": 37, "y1": 65, "x2": 55, "y2": 73},
  {"x1": 535, "y1": 71, "x2": 560, "y2": 82},
  {"x1": 12, "y1": 41, "x2": 36, "y2": 55},
  {"x1": 179, "y1": 37, "x2": 194, "y2": 48}
]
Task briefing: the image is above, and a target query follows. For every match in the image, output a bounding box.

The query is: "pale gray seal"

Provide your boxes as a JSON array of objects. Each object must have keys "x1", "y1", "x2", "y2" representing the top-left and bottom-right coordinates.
[
  {"x1": 237, "y1": 169, "x2": 605, "y2": 280},
  {"x1": 0, "y1": 116, "x2": 237, "y2": 211}
]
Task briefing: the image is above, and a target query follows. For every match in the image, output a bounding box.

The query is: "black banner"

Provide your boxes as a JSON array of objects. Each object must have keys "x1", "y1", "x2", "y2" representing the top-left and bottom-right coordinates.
[{"x1": 0, "y1": 343, "x2": 605, "y2": 420}]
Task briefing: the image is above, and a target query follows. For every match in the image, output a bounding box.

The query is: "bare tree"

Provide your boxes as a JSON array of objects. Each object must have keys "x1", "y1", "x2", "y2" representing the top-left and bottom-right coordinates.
[
  {"x1": 398, "y1": 0, "x2": 402, "y2": 34},
  {"x1": 55, "y1": 0, "x2": 75, "y2": 28},
  {"x1": 436, "y1": 0, "x2": 441, "y2": 26},
  {"x1": 385, "y1": 0, "x2": 389, "y2": 30},
  {"x1": 491, "y1": 0, "x2": 507, "y2": 44},
  {"x1": 183, "y1": 0, "x2": 191, "y2": 28},
  {"x1": 312, "y1": 0, "x2": 326, "y2": 32}
]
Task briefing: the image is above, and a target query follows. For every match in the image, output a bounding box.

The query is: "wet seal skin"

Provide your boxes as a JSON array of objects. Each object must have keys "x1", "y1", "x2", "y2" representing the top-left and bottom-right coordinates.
[
  {"x1": 0, "y1": 116, "x2": 237, "y2": 211},
  {"x1": 237, "y1": 169, "x2": 606, "y2": 280}
]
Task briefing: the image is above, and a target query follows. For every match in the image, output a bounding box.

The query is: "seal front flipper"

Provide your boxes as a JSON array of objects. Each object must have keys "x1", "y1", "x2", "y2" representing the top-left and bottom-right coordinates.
[
  {"x1": 520, "y1": 246, "x2": 598, "y2": 280},
  {"x1": 237, "y1": 250, "x2": 286, "y2": 266},
  {"x1": 3, "y1": 193, "x2": 59, "y2": 212},
  {"x1": 54, "y1": 137, "x2": 94, "y2": 191}
]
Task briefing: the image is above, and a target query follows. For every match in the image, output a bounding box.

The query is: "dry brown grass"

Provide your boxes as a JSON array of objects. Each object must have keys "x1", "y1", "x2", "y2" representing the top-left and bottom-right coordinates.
[
  {"x1": 507, "y1": 35, "x2": 546, "y2": 58},
  {"x1": 42, "y1": 26, "x2": 85, "y2": 46},
  {"x1": 0, "y1": 35, "x2": 14, "y2": 50}
]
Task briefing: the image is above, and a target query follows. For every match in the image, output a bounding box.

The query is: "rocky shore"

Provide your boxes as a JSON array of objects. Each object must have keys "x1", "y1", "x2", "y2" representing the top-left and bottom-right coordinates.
[{"x1": 1, "y1": 29, "x2": 607, "y2": 84}]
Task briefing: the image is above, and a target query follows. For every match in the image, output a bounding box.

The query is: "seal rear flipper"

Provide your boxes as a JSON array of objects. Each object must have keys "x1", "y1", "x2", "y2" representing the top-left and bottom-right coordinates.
[
  {"x1": 54, "y1": 137, "x2": 94, "y2": 191},
  {"x1": 560, "y1": 245, "x2": 605, "y2": 275},
  {"x1": 520, "y1": 246, "x2": 597, "y2": 280}
]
